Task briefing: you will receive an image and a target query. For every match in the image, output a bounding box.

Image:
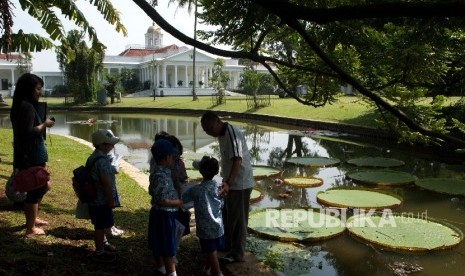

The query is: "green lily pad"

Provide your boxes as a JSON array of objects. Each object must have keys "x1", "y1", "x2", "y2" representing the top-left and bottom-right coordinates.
[
  {"x1": 347, "y1": 157, "x2": 405, "y2": 168},
  {"x1": 250, "y1": 189, "x2": 264, "y2": 203},
  {"x1": 415, "y1": 178, "x2": 465, "y2": 196},
  {"x1": 186, "y1": 169, "x2": 203, "y2": 182},
  {"x1": 283, "y1": 177, "x2": 323, "y2": 188},
  {"x1": 253, "y1": 165, "x2": 282, "y2": 180},
  {"x1": 346, "y1": 170, "x2": 416, "y2": 186},
  {"x1": 347, "y1": 213, "x2": 464, "y2": 251},
  {"x1": 317, "y1": 187, "x2": 403, "y2": 209},
  {"x1": 285, "y1": 157, "x2": 340, "y2": 167},
  {"x1": 248, "y1": 208, "x2": 345, "y2": 242}
]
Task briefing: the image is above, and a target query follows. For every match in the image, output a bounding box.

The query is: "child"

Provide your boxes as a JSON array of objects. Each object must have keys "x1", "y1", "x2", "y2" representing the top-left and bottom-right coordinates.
[
  {"x1": 150, "y1": 132, "x2": 190, "y2": 236},
  {"x1": 105, "y1": 150, "x2": 124, "y2": 237},
  {"x1": 88, "y1": 129, "x2": 120, "y2": 263},
  {"x1": 182, "y1": 156, "x2": 224, "y2": 276},
  {"x1": 148, "y1": 139, "x2": 183, "y2": 276}
]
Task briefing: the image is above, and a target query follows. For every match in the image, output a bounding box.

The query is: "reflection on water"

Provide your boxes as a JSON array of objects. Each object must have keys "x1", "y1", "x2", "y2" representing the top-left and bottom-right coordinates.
[{"x1": 0, "y1": 111, "x2": 464, "y2": 275}]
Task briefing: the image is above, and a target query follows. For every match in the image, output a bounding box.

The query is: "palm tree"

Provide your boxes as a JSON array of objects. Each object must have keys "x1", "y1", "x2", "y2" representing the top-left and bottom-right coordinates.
[
  {"x1": 168, "y1": 0, "x2": 198, "y2": 100},
  {"x1": 0, "y1": 0, "x2": 127, "y2": 55}
]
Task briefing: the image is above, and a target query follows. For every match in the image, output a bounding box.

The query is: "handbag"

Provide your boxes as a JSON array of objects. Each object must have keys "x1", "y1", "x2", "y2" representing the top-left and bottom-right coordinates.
[
  {"x1": 5, "y1": 170, "x2": 27, "y2": 202},
  {"x1": 12, "y1": 166, "x2": 50, "y2": 192}
]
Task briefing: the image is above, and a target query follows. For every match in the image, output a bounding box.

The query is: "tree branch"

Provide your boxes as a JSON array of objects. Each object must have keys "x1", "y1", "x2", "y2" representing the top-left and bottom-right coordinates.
[{"x1": 253, "y1": 0, "x2": 465, "y2": 24}]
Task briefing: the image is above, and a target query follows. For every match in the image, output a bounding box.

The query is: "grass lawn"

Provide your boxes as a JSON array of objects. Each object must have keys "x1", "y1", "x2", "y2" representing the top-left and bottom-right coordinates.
[
  {"x1": 0, "y1": 129, "x2": 204, "y2": 275},
  {"x1": 1, "y1": 95, "x2": 380, "y2": 127}
]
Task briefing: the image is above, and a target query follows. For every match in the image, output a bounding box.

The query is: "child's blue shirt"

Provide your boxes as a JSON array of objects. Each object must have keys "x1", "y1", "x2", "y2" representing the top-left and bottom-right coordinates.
[
  {"x1": 182, "y1": 179, "x2": 224, "y2": 239},
  {"x1": 149, "y1": 165, "x2": 179, "y2": 212}
]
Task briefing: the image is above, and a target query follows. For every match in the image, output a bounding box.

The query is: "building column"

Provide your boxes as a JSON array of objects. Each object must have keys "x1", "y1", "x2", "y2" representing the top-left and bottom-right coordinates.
[
  {"x1": 229, "y1": 72, "x2": 232, "y2": 89},
  {"x1": 203, "y1": 68, "x2": 206, "y2": 88},
  {"x1": 185, "y1": 65, "x2": 188, "y2": 87},
  {"x1": 174, "y1": 65, "x2": 178, "y2": 87},
  {"x1": 10, "y1": 68, "x2": 14, "y2": 84},
  {"x1": 163, "y1": 65, "x2": 167, "y2": 87},
  {"x1": 156, "y1": 66, "x2": 160, "y2": 87}
]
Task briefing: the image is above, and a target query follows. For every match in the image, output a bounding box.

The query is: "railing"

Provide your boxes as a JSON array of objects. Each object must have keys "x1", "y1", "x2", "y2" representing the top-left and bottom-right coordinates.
[{"x1": 64, "y1": 94, "x2": 74, "y2": 104}]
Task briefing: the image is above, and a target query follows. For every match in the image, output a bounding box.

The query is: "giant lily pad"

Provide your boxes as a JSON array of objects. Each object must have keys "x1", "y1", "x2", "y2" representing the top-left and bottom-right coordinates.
[
  {"x1": 317, "y1": 187, "x2": 402, "y2": 209},
  {"x1": 283, "y1": 177, "x2": 323, "y2": 188},
  {"x1": 347, "y1": 157, "x2": 405, "y2": 168},
  {"x1": 415, "y1": 178, "x2": 465, "y2": 196},
  {"x1": 285, "y1": 157, "x2": 340, "y2": 167},
  {"x1": 346, "y1": 170, "x2": 416, "y2": 186},
  {"x1": 250, "y1": 189, "x2": 264, "y2": 204},
  {"x1": 248, "y1": 208, "x2": 345, "y2": 242},
  {"x1": 253, "y1": 165, "x2": 282, "y2": 180},
  {"x1": 347, "y1": 213, "x2": 463, "y2": 251}
]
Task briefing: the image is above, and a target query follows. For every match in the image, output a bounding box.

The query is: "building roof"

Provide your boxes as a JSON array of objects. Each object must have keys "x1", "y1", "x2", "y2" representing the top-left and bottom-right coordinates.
[
  {"x1": 147, "y1": 22, "x2": 162, "y2": 33},
  {"x1": 0, "y1": 53, "x2": 20, "y2": 60},
  {"x1": 118, "y1": 44, "x2": 180, "y2": 57}
]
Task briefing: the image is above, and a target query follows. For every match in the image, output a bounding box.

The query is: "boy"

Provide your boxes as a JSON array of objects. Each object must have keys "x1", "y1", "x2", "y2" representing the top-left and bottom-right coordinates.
[
  {"x1": 183, "y1": 156, "x2": 224, "y2": 276},
  {"x1": 88, "y1": 129, "x2": 120, "y2": 262},
  {"x1": 148, "y1": 139, "x2": 183, "y2": 276}
]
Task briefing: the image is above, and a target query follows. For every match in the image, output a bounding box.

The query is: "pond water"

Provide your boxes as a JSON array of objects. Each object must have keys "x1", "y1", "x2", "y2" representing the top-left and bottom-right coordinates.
[{"x1": 0, "y1": 111, "x2": 464, "y2": 275}]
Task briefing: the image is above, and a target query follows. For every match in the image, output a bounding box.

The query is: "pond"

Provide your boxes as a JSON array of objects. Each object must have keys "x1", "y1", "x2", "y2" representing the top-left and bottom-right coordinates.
[{"x1": 0, "y1": 111, "x2": 464, "y2": 275}]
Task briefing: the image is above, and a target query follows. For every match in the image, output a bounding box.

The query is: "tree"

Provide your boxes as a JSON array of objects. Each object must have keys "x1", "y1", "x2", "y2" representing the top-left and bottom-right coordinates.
[
  {"x1": 56, "y1": 30, "x2": 103, "y2": 103},
  {"x1": 133, "y1": 0, "x2": 465, "y2": 149},
  {"x1": 104, "y1": 73, "x2": 120, "y2": 104},
  {"x1": 168, "y1": 0, "x2": 198, "y2": 101},
  {"x1": 209, "y1": 58, "x2": 229, "y2": 104},
  {"x1": 0, "y1": 0, "x2": 127, "y2": 55},
  {"x1": 120, "y1": 68, "x2": 140, "y2": 93},
  {"x1": 16, "y1": 52, "x2": 32, "y2": 74}
]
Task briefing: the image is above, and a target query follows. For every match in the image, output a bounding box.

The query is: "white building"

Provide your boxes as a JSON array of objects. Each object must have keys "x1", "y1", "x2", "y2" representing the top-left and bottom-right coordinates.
[
  {"x1": 0, "y1": 23, "x2": 278, "y2": 97},
  {"x1": 0, "y1": 53, "x2": 22, "y2": 98},
  {"x1": 102, "y1": 23, "x2": 244, "y2": 96}
]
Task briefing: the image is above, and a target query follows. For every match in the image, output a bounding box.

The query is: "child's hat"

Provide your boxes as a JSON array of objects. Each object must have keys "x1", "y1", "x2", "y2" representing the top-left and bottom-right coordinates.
[
  {"x1": 92, "y1": 129, "x2": 120, "y2": 145},
  {"x1": 151, "y1": 139, "x2": 180, "y2": 159}
]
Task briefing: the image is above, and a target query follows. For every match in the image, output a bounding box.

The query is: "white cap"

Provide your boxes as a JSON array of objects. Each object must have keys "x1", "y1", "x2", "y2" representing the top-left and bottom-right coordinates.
[{"x1": 91, "y1": 129, "x2": 120, "y2": 145}]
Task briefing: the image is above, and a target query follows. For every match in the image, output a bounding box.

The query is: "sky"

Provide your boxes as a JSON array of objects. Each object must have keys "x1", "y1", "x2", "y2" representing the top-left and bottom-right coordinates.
[{"x1": 11, "y1": 0, "x2": 200, "y2": 71}]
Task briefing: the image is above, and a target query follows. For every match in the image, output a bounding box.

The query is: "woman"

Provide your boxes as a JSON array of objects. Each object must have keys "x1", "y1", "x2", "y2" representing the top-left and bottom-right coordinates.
[{"x1": 10, "y1": 73, "x2": 55, "y2": 237}]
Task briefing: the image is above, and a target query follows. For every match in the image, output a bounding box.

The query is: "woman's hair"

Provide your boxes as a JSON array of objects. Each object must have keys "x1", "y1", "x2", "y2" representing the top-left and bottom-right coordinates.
[{"x1": 10, "y1": 73, "x2": 44, "y2": 122}]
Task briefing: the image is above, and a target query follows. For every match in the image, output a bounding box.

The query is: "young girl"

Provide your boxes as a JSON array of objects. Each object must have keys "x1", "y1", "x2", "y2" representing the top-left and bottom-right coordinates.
[{"x1": 148, "y1": 139, "x2": 183, "y2": 276}]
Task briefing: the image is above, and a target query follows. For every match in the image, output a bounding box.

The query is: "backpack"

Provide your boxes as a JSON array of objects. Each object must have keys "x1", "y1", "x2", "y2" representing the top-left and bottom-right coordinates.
[{"x1": 72, "y1": 156, "x2": 104, "y2": 203}]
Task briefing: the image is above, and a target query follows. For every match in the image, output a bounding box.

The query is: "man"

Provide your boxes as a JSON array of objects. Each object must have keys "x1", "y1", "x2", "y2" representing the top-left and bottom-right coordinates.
[{"x1": 200, "y1": 111, "x2": 254, "y2": 263}]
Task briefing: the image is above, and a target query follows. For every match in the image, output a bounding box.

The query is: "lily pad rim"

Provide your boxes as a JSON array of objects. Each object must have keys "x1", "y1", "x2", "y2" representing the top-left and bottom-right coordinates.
[
  {"x1": 248, "y1": 208, "x2": 346, "y2": 242},
  {"x1": 252, "y1": 165, "x2": 282, "y2": 180},
  {"x1": 283, "y1": 176, "x2": 324, "y2": 188},
  {"x1": 346, "y1": 169, "x2": 417, "y2": 186},
  {"x1": 346, "y1": 213, "x2": 464, "y2": 252},
  {"x1": 316, "y1": 187, "x2": 403, "y2": 210},
  {"x1": 250, "y1": 188, "x2": 264, "y2": 204},
  {"x1": 285, "y1": 157, "x2": 341, "y2": 167},
  {"x1": 346, "y1": 157, "x2": 405, "y2": 168},
  {"x1": 414, "y1": 177, "x2": 465, "y2": 196}
]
